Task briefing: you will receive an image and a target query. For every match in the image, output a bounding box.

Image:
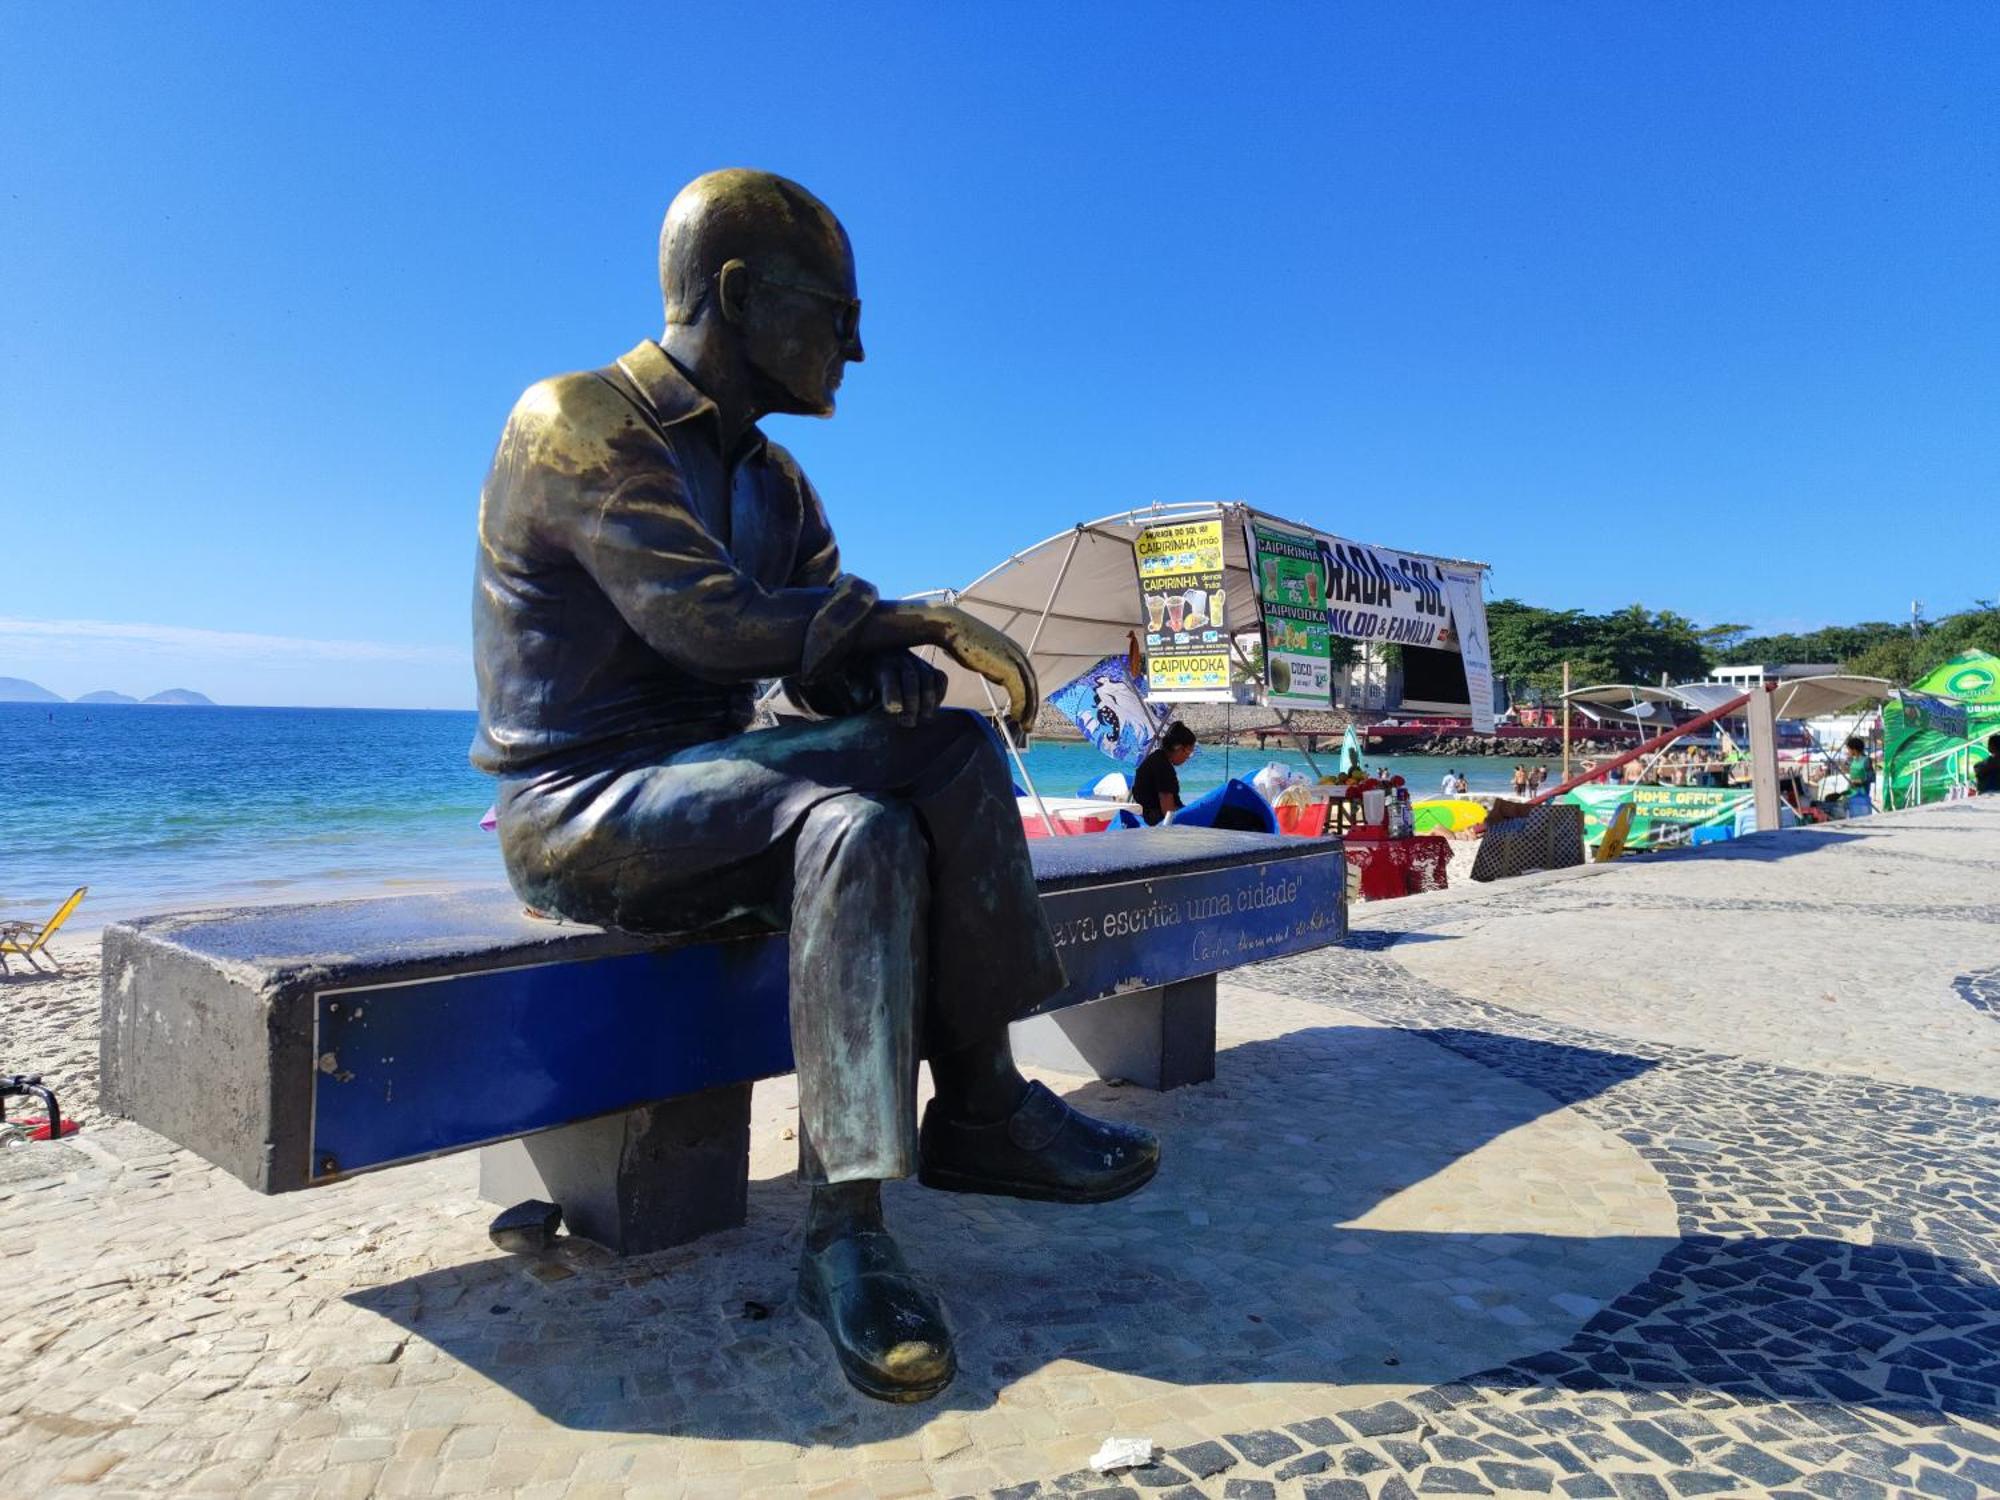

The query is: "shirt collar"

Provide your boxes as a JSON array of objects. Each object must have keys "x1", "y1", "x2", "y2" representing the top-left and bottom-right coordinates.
[{"x1": 615, "y1": 339, "x2": 766, "y2": 460}]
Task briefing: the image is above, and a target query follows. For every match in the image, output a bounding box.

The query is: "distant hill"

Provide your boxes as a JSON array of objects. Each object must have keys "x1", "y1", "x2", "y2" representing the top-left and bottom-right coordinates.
[
  {"x1": 75, "y1": 689, "x2": 139, "y2": 705},
  {"x1": 0, "y1": 676, "x2": 63, "y2": 703},
  {"x1": 143, "y1": 688, "x2": 216, "y2": 706}
]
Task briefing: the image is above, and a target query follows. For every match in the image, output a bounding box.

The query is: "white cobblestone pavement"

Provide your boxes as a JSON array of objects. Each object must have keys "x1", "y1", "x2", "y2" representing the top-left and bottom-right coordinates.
[{"x1": 1, "y1": 800, "x2": 1996, "y2": 1498}]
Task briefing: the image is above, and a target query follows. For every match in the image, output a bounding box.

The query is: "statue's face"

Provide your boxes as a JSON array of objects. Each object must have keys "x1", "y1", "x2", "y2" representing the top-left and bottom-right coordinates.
[{"x1": 741, "y1": 236, "x2": 864, "y2": 418}]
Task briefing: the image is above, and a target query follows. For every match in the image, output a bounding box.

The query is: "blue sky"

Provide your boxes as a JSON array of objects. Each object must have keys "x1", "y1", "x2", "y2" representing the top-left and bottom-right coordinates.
[{"x1": 3, "y1": 5, "x2": 1995, "y2": 707}]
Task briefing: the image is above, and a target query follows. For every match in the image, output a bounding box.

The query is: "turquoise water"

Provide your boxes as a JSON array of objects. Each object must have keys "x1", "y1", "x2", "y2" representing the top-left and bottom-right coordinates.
[{"x1": 0, "y1": 703, "x2": 1551, "y2": 927}]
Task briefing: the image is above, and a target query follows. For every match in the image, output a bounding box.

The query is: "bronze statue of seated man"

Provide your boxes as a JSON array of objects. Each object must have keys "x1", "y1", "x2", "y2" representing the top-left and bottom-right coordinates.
[{"x1": 472, "y1": 168, "x2": 1158, "y2": 1402}]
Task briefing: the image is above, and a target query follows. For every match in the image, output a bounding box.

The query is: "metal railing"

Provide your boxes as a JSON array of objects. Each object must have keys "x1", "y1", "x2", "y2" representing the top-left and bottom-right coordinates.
[{"x1": 1883, "y1": 741, "x2": 1978, "y2": 810}]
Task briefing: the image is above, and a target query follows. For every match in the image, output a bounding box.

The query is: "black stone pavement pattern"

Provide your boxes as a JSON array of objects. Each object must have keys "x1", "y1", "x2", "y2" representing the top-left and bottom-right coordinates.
[{"x1": 976, "y1": 919, "x2": 2000, "y2": 1500}]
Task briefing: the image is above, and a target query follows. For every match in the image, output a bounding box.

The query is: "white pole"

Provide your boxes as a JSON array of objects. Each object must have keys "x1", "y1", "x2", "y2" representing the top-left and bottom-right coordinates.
[
  {"x1": 1271, "y1": 707, "x2": 1326, "y2": 779},
  {"x1": 1746, "y1": 683, "x2": 1782, "y2": 833},
  {"x1": 981, "y1": 677, "x2": 1057, "y2": 836},
  {"x1": 1025, "y1": 528, "x2": 1083, "y2": 660}
]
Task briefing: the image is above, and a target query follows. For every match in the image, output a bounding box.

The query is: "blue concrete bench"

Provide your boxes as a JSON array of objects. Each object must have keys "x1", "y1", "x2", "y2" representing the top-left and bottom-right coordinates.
[{"x1": 101, "y1": 827, "x2": 1346, "y2": 1252}]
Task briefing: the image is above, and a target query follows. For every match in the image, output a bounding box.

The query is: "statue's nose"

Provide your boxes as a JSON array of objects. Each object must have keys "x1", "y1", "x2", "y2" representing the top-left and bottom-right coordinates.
[{"x1": 844, "y1": 327, "x2": 866, "y2": 364}]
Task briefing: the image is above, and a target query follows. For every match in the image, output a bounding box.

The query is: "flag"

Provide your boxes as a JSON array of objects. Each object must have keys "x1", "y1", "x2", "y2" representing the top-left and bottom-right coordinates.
[
  {"x1": 1338, "y1": 725, "x2": 1363, "y2": 775},
  {"x1": 1049, "y1": 653, "x2": 1167, "y2": 765}
]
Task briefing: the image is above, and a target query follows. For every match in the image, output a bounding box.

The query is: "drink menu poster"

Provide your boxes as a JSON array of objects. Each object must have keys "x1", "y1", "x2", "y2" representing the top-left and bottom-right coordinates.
[
  {"x1": 1245, "y1": 517, "x2": 1333, "y2": 706},
  {"x1": 1134, "y1": 519, "x2": 1230, "y2": 700}
]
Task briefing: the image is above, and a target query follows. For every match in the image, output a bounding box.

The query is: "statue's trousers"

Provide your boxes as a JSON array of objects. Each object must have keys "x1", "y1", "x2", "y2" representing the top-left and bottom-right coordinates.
[{"x1": 494, "y1": 710, "x2": 1066, "y2": 1183}]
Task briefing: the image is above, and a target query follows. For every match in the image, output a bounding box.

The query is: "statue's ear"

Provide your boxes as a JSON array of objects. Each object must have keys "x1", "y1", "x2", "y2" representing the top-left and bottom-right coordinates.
[{"x1": 716, "y1": 259, "x2": 751, "y2": 323}]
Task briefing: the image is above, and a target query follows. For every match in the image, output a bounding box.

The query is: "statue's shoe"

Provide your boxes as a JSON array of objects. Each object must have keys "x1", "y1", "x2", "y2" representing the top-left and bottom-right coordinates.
[
  {"x1": 918, "y1": 1080, "x2": 1160, "y2": 1204},
  {"x1": 796, "y1": 1228, "x2": 956, "y2": 1403}
]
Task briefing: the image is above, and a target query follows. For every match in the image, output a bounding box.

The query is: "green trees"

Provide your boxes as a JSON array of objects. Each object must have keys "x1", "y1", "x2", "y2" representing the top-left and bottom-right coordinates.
[
  {"x1": 1720, "y1": 622, "x2": 1910, "y2": 668},
  {"x1": 1487, "y1": 600, "x2": 1717, "y2": 699},
  {"x1": 1484, "y1": 601, "x2": 2000, "y2": 700},
  {"x1": 1844, "y1": 608, "x2": 2000, "y2": 685}
]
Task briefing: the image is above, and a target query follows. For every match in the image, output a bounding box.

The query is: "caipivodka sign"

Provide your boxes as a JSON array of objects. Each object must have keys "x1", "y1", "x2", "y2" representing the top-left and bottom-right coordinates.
[{"x1": 1245, "y1": 516, "x2": 1336, "y2": 707}]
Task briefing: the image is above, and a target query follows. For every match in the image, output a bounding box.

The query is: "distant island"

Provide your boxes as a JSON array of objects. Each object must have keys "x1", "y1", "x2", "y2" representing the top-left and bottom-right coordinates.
[
  {"x1": 0, "y1": 676, "x2": 63, "y2": 702},
  {"x1": 0, "y1": 677, "x2": 216, "y2": 705}
]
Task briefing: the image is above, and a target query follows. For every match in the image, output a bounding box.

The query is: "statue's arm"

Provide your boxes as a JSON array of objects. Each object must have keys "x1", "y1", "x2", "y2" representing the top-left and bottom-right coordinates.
[
  {"x1": 564, "y1": 465, "x2": 880, "y2": 686},
  {"x1": 778, "y1": 479, "x2": 935, "y2": 719},
  {"x1": 773, "y1": 475, "x2": 1039, "y2": 727}
]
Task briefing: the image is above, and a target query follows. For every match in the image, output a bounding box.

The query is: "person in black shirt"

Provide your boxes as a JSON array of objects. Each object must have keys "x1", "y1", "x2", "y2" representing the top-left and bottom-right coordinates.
[
  {"x1": 1975, "y1": 732, "x2": 2000, "y2": 795},
  {"x1": 1133, "y1": 722, "x2": 1197, "y2": 825}
]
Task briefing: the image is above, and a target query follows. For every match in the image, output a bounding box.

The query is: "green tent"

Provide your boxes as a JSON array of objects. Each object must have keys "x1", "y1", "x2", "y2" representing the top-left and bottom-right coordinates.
[
  {"x1": 1882, "y1": 651, "x2": 2000, "y2": 807},
  {"x1": 1916, "y1": 650, "x2": 2000, "y2": 707}
]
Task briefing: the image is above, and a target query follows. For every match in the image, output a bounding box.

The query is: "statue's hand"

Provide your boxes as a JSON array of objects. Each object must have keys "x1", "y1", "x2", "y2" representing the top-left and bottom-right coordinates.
[
  {"x1": 929, "y1": 608, "x2": 1039, "y2": 729},
  {"x1": 868, "y1": 649, "x2": 947, "y2": 727}
]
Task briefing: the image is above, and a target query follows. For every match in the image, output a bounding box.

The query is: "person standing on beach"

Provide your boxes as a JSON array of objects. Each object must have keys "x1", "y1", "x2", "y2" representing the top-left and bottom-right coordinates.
[
  {"x1": 1842, "y1": 736, "x2": 1876, "y2": 817},
  {"x1": 1511, "y1": 764, "x2": 1529, "y2": 798}
]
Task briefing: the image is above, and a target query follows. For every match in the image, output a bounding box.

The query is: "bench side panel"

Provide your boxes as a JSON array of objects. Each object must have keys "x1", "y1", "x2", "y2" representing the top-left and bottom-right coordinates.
[
  {"x1": 311, "y1": 849, "x2": 1343, "y2": 1182},
  {"x1": 101, "y1": 925, "x2": 311, "y2": 1192},
  {"x1": 1029, "y1": 851, "x2": 1346, "y2": 1014},
  {"x1": 310, "y1": 938, "x2": 791, "y2": 1181}
]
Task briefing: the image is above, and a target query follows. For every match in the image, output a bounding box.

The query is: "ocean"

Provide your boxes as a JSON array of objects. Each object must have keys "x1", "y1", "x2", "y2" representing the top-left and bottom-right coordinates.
[{"x1": 0, "y1": 703, "x2": 1554, "y2": 928}]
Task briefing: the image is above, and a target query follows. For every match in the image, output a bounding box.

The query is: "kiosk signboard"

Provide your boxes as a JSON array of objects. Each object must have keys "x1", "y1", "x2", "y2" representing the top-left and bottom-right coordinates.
[
  {"x1": 1245, "y1": 516, "x2": 1333, "y2": 706},
  {"x1": 1136, "y1": 519, "x2": 1230, "y2": 700}
]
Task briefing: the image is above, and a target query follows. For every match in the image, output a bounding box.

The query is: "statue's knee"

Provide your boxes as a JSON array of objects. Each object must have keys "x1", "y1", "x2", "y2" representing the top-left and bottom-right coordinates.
[
  {"x1": 934, "y1": 710, "x2": 1007, "y2": 770},
  {"x1": 815, "y1": 793, "x2": 925, "y2": 866}
]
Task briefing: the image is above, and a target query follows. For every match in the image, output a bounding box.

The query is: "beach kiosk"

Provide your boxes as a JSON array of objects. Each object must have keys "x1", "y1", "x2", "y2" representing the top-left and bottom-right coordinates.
[
  {"x1": 922, "y1": 501, "x2": 1492, "y2": 726},
  {"x1": 919, "y1": 502, "x2": 1493, "y2": 892}
]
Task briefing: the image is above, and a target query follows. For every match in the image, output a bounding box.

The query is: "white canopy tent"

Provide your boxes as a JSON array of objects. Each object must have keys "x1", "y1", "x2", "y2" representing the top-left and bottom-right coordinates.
[
  {"x1": 921, "y1": 501, "x2": 1489, "y2": 714},
  {"x1": 1561, "y1": 676, "x2": 1899, "y2": 722}
]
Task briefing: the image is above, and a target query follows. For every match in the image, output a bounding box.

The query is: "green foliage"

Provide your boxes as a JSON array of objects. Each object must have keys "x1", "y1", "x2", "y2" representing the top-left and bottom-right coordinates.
[
  {"x1": 1719, "y1": 621, "x2": 1910, "y2": 668},
  {"x1": 1486, "y1": 599, "x2": 1712, "y2": 699},
  {"x1": 1847, "y1": 608, "x2": 2000, "y2": 685},
  {"x1": 1485, "y1": 599, "x2": 2000, "y2": 700}
]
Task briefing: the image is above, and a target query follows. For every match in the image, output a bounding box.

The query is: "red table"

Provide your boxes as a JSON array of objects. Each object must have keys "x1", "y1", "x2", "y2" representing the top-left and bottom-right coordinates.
[{"x1": 1342, "y1": 828, "x2": 1452, "y2": 900}]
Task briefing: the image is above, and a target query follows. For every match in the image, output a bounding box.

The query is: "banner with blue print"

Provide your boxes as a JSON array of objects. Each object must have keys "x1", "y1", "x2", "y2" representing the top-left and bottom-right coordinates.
[{"x1": 1049, "y1": 654, "x2": 1167, "y2": 765}]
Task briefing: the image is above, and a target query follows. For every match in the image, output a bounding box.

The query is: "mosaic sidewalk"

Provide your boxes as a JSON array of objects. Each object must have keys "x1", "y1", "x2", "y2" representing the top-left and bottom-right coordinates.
[{"x1": 0, "y1": 802, "x2": 1995, "y2": 1497}]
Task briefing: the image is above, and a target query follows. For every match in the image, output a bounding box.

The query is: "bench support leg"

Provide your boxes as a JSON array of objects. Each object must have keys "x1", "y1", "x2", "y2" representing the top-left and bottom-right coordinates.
[
  {"x1": 477, "y1": 1081, "x2": 752, "y2": 1255},
  {"x1": 1007, "y1": 975, "x2": 1216, "y2": 1091}
]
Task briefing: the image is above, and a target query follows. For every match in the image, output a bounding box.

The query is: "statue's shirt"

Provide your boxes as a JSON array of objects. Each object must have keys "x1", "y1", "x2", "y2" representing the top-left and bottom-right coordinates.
[{"x1": 472, "y1": 341, "x2": 877, "y2": 776}]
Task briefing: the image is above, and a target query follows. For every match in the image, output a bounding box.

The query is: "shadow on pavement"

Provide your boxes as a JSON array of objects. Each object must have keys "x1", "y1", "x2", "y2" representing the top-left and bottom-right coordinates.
[
  {"x1": 345, "y1": 1019, "x2": 2000, "y2": 1448},
  {"x1": 349, "y1": 1024, "x2": 1681, "y2": 1442},
  {"x1": 1646, "y1": 829, "x2": 1866, "y2": 864}
]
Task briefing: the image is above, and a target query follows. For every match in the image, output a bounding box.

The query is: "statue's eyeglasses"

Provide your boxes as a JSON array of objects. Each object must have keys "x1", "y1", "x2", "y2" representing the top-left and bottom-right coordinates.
[{"x1": 758, "y1": 274, "x2": 862, "y2": 341}]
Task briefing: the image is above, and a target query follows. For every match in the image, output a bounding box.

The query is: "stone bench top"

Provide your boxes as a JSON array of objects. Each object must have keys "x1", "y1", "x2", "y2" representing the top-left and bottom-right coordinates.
[
  {"x1": 110, "y1": 827, "x2": 1337, "y2": 983},
  {"x1": 101, "y1": 828, "x2": 1347, "y2": 1196}
]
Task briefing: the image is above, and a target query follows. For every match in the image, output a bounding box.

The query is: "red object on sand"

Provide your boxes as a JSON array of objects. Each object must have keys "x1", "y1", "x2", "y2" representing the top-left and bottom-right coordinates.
[
  {"x1": 12, "y1": 1117, "x2": 79, "y2": 1141},
  {"x1": 1343, "y1": 830, "x2": 1451, "y2": 900},
  {"x1": 1019, "y1": 808, "x2": 1115, "y2": 838}
]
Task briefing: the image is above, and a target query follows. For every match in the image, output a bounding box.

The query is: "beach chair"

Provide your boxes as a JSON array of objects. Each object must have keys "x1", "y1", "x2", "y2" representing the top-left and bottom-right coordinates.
[
  {"x1": 0, "y1": 886, "x2": 86, "y2": 973},
  {"x1": 1594, "y1": 804, "x2": 1635, "y2": 862}
]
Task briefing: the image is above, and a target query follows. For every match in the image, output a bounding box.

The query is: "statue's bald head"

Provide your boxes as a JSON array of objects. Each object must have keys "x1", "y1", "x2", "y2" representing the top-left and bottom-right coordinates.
[{"x1": 660, "y1": 169, "x2": 851, "y2": 325}]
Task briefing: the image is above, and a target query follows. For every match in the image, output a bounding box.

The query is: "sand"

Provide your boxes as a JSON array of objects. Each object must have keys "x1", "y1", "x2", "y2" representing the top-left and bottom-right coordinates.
[{"x1": 1, "y1": 935, "x2": 102, "y2": 1130}]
